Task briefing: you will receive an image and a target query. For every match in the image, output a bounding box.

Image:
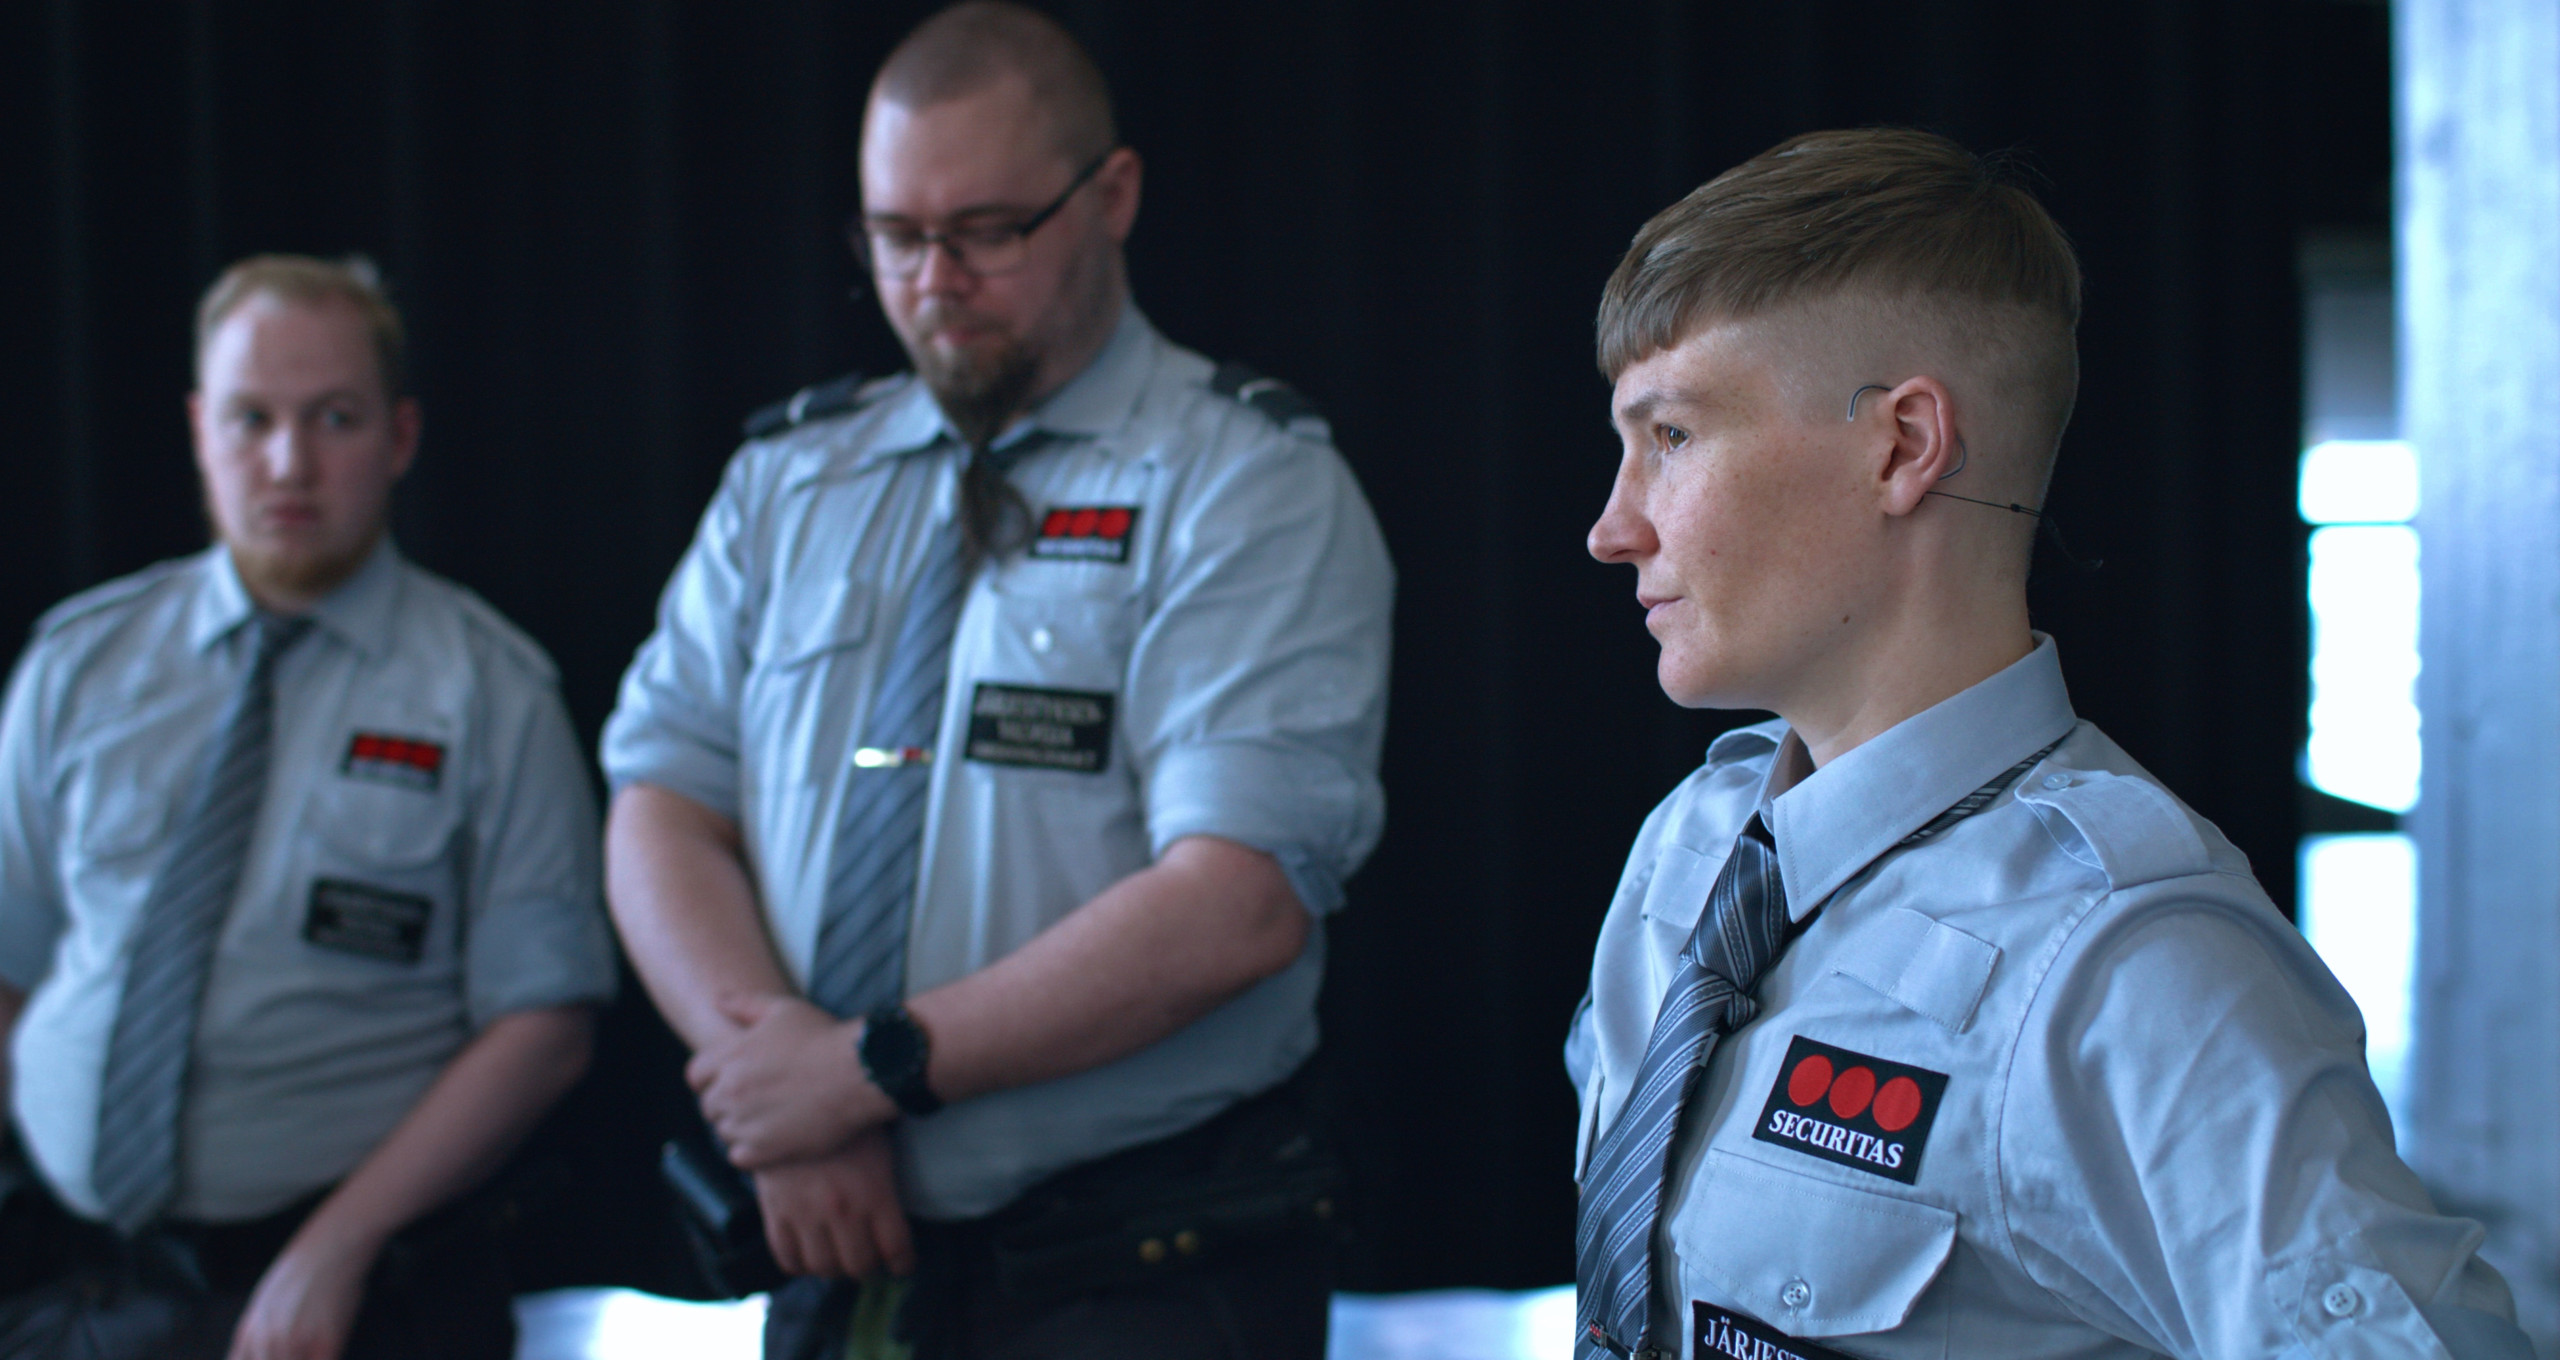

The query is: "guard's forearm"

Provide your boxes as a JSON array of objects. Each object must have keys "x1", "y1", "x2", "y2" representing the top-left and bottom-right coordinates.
[
  {"x1": 907, "y1": 835, "x2": 1309, "y2": 1104},
  {"x1": 292, "y1": 1005, "x2": 592, "y2": 1258},
  {"x1": 606, "y1": 783, "x2": 794, "y2": 1051}
]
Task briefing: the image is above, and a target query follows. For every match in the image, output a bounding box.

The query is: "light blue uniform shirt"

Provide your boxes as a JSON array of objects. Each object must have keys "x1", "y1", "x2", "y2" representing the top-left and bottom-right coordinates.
[
  {"x1": 1570, "y1": 638, "x2": 2529, "y2": 1359},
  {"x1": 0, "y1": 542, "x2": 616, "y2": 1223},
  {"x1": 602, "y1": 305, "x2": 1394, "y2": 1219}
]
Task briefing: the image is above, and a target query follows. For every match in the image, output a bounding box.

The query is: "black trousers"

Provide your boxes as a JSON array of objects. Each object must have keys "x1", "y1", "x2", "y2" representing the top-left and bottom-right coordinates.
[
  {"x1": 0, "y1": 1172, "x2": 514, "y2": 1360},
  {"x1": 765, "y1": 1076, "x2": 1341, "y2": 1360}
]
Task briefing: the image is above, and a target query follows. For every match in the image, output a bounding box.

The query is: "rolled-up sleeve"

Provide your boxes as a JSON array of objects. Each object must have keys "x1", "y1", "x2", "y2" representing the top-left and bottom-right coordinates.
[
  {"x1": 461, "y1": 653, "x2": 617, "y2": 1027},
  {"x1": 2007, "y1": 891, "x2": 2529, "y2": 1358},
  {"x1": 0, "y1": 645, "x2": 62, "y2": 992},
  {"x1": 1125, "y1": 428, "x2": 1393, "y2": 915},
  {"x1": 601, "y1": 447, "x2": 769, "y2": 821}
]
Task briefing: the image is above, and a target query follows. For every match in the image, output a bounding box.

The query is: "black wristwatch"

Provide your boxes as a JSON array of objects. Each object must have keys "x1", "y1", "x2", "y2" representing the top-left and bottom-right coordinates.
[{"x1": 858, "y1": 1004, "x2": 944, "y2": 1117}]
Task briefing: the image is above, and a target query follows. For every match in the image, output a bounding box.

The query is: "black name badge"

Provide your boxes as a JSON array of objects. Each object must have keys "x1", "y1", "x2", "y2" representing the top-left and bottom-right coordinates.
[
  {"x1": 1752, "y1": 1034, "x2": 1950, "y2": 1185},
  {"x1": 304, "y1": 879, "x2": 432, "y2": 964},
  {"x1": 964, "y1": 684, "x2": 1114, "y2": 774},
  {"x1": 1694, "y1": 1303, "x2": 1855, "y2": 1360}
]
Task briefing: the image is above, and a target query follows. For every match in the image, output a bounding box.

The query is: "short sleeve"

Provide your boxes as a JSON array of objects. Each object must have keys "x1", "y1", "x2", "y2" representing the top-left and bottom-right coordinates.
[
  {"x1": 599, "y1": 447, "x2": 769, "y2": 821},
  {"x1": 2003, "y1": 890, "x2": 2519, "y2": 1358},
  {"x1": 460, "y1": 654, "x2": 617, "y2": 1025},
  {"x1": 1123, "y1": 429, "x2": 1393, "y2": 915},
  {"x1": 0, "y1": 641, "x2": 64, "y2": 992}
]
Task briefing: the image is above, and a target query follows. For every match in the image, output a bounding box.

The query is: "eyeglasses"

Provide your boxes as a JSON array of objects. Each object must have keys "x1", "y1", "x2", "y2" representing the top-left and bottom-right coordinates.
[{"x1": 852, "y1": 148, "x2": 1117, "y2": 280}]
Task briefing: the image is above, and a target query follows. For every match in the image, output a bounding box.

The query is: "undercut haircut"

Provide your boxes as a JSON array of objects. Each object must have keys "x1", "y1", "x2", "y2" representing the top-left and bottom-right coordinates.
[
  {"x1": 196, "y1": 253, "x2": 410, "y2": 400},
  {"x1": 874, "y1": 2, "x2": 1117, "y2": 164},
  {"x1": 1597, "y1": 128, "x2": 2082, "y2": 470}
]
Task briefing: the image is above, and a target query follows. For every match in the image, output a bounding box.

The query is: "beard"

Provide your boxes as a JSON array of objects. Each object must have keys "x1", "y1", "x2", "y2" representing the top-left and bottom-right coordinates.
[{"x1": 904, "y1": 302, "x2": 1042, "y2": 451}]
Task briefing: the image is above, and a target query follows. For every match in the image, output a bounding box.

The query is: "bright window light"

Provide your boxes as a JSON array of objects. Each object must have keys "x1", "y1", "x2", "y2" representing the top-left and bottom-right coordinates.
[
  {"x1": 2298, "y1": 833, "x2": 2416, "y2": 1137},
  {"x1": 2299, "y1": 439, "x2": 2418, "y2": 524},
  {"x1": 2304, "y1": 525, "x2": 2421, "y2": 812}
]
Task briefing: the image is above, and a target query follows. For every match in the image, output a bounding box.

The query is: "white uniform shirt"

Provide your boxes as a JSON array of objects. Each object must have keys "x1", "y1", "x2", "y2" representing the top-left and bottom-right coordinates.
[
  {"x1": 1571, "y1": 639, "x2": 2528, "y2": 1359},
  {"x1": 602, "y1": 305, "x2": 1394, "y2": 1219},
  {"x1": 0, "y1": 543, "x2": 616, "y2": 1223}
]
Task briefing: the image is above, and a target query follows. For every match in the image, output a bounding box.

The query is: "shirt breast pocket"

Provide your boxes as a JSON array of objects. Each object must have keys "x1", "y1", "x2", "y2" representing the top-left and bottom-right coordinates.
[
  {"x1": 755, "y1": 576, "x2": 875, "y2": 672},
  {"x1": 1677, "y1": 1148, "x2": 1956, "y2": 1344},
  {"x1": 300, "y1": 769, "x2": 467, "y2": 967}
]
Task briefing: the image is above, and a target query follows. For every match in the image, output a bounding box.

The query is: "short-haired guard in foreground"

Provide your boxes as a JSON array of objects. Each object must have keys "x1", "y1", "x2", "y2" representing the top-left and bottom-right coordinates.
[{"x1": 1568, "y1": 130, "x2": 2533, "y2": 1360}]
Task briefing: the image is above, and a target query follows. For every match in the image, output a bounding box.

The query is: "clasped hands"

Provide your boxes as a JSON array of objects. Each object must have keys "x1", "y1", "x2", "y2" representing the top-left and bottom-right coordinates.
[{"x1": 687, "y1": 993, "x2": 900, "y2": 1169}]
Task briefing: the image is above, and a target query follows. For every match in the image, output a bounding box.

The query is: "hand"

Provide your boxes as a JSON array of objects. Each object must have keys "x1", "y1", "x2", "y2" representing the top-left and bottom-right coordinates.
[
  {"x1": 755, "y1": 1132, "x2": 914, "y2": 1280},
  {"x1": 225, "y1": 1230, "x2": 378, "y2": 1360},
  {"x1": 688, "y1": 993, "x2": 893, "y2": 1168}
]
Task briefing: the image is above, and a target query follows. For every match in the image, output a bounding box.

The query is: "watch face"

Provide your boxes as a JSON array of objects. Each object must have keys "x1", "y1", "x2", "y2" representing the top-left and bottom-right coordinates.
[{"x1": 866, "y1": 1010, "x2": 925, "y2": 1078}]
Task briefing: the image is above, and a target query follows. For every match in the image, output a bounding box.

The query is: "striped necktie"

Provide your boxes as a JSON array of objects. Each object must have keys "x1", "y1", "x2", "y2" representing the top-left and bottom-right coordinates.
[
  {"x1": 808, "y1": 440, "x2": 1032, "y2": 1020},
  {"x1": 1574, "y1": 740, "x2": 2061, "y2": 1358},
  {"x1": 91, "y1": 611, "x2": 311, "y2": 1234}
]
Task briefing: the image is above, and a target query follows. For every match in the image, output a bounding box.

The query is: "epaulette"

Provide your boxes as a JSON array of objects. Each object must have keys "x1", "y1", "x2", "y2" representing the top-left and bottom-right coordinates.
[
  {"x1": 742, "y1": 372, "x2": 871, "y2": 440},
  {"x1": 1209, "y1": 362, "x2": 1322, "y2": 427},
  {"x1": 2015, "y1": 767, "x2": 2214, "y2": 890},
  {"x1": 31, "y1": 557, "x2": 191, "y2": 641}
]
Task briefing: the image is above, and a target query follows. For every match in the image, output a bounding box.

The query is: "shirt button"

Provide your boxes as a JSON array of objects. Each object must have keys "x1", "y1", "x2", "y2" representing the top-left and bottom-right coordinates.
[
  {"x1": 2041, "y1": 772, "x2": 2071, "y2": 790},
  {"x1": 1030, "y1": 626, "x2": 1054, "y2": 653},
  {"x1": 2322, "y1": 1283, "x2": 2363, "y2": 1318},
  {"x1": 1779, "y1": 1279, "x2": 1812, "y2": 1310}
]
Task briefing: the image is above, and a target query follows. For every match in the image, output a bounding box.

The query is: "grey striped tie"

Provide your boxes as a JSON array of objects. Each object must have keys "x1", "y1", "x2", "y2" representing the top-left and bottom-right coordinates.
[
  {"x1": 1574, "y1": 740, "x2": 2061, "y2": 1358},
  {"x1": 92, "y1": 611, "x2": 311, "y2": 1234},
  {"x1": 808, "y1": 441, "x2": 1028, "y2": 1020}
]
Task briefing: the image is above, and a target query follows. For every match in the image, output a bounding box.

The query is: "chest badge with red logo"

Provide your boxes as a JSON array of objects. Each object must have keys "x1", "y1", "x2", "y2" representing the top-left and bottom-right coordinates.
[
  {"x1": 1029, "y1": 505, "x2": 1140, "y2": 563},
  {"x1": 342, "y1": 732, "x2": 445, "y2": 792},
  {"x1": 1753, "y1": 1035, "x2": 1949, "y2": 1184}
]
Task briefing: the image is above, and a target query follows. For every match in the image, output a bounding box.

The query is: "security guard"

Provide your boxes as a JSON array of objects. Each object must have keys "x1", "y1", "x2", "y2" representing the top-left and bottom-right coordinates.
[
  {"x1": 0, "y1": 255, "x2": 614, "y2": 1358},
  {"x1": 1569, "y1": 131, "x2": 2533, "y2": 1359},
  {"x1": 601, "y1": 5, "x2": 1390, "y2": 1357}
]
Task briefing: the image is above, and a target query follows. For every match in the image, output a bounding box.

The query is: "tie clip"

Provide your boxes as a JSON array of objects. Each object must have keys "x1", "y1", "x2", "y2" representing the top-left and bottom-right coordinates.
[{"x1": 852, "y1": 746, "x2": 932, "y2": 769}]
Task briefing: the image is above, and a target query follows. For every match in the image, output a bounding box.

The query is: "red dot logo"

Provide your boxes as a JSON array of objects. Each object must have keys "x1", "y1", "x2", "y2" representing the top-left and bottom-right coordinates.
[
  {"x1": 1872, "y1": 1076, "x2": 1924, "y2": 1132},
  {"x1": 1042, "y1": 508, "x2": 1073, "y2": 537},
  {"x1": 1787, "y1": 1055, "x2": 1833, "y2": 1107},
  {"x1": 1827, "y1": 1066, "x2": 1877, "y2": 1120},
  {"x1": 1097, "y1": 507, "x2": 1133, "y2": 539},
  {"x1": 1068, "y1": 507, "x2": 1103, "y2": 537}
]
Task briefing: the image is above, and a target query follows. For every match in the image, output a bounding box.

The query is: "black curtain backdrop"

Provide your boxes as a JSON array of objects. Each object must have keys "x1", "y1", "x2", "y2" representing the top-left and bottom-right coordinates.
[{"x1": 4, "y1": 0, "x2": 2385, "y2": 1294}]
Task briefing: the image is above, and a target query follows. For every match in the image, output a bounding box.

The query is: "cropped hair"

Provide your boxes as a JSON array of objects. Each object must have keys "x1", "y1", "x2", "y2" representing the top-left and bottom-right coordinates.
[
  {"x1": 1597, "y1": 129, "x2": 2081, "y2": 460},
  {"x1": 195, "y1": 253, "x2": 409, "y2": 400},
  {"x1": 874, "y1": 2, "x2": 1116, "y2": 163}
]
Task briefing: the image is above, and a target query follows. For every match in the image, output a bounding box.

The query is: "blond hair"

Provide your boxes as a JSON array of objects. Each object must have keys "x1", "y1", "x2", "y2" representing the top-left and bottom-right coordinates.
[{"x1": 195, "y1": 253, "x2": 409, "y2": 399}]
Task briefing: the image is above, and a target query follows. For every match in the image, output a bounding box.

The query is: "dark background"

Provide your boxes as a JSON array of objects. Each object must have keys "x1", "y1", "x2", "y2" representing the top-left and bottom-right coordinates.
[{"x1": 5, "y1": 0, "x2": 2386, "y2": 1294}]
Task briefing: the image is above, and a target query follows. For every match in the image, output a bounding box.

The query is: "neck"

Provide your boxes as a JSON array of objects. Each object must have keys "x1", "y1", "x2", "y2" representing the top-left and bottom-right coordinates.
[
  {"x1": 1017, "y1": 272, "x2": 1128, "y2": 421},
  {"x1": 227, "y1": 534, "x2": 380, "y2": 617},
  {"x1": 1776, "y1": 584, "x2": 2033, "y2": 769}
]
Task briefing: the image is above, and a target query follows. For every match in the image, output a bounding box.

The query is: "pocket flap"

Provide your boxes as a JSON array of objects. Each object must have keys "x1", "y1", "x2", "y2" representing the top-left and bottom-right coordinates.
[
  {"x1": 1683, "y1": 1149, "x2": 1956, "y2": 1338},
  {"x1": 770, "y1": 577, "x2": 874, "y2": 667}
]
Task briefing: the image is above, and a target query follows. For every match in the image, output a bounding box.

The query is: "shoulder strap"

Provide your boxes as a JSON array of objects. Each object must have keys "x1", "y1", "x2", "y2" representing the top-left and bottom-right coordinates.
[
  {"x1": 742, "y1": 372, "x2": 872, "y2": 440},
  {"x1": 1209, "y1": 361, "x2": 1322, "y2": 427}
]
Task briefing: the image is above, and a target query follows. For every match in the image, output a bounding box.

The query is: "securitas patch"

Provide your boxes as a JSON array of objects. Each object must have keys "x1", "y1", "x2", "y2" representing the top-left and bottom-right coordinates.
[
  {"x1": 1694, "y1": 1303, "x2": 1854, "y2": 1360},
  {"x1": 965, "y1": 684, "x2": 1114, "y2": 774},
  {"x1": 1752, "y1": 1035, "x2": 1949, "y2": 1185},
  {"x1": 1028, "y1": 505, "x2": 1139, "y2": 563},
  {"x1": 342, "y1": 732, "x2": 444, "y2": 791}
]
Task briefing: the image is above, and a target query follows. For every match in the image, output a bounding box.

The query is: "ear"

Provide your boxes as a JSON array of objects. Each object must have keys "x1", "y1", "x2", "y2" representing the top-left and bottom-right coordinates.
[
  {"x1": 389, "y1": 397, "x2": 423, "y2": 480},
  {"x1": 1096, "y1": 145, "x2": 1142, "y2": 243},
  {"x1": 1869, "y1": 375, "x2": 1961, "y2": 518}
]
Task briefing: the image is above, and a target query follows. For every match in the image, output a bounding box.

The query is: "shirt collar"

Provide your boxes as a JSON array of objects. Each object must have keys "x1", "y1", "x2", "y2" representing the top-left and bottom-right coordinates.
[
  {"x1": 1763, "y1": 634, "x2": 2078, "y2": 920},
  {"x1": 861, "y1": 301, "x2": 1160, "y2": 465},
  {"x1": 186, "y1": 537, "x2": 403, "y2": 660}
]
